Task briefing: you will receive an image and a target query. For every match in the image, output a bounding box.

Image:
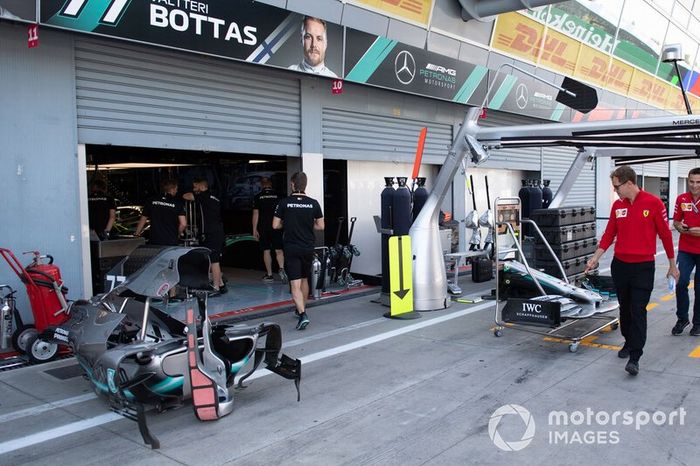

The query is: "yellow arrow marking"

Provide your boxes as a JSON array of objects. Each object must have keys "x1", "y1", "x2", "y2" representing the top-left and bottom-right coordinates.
[
  {"x1": 646, "y1": 303, "x2": 658, "y2": 311},
  {"x1": 660, "y1": 293, "x2": 675, "y2": 302},
  {"x1": 689, "y1": 346, "x2": 700, "y2": 358},
  {"x1": 389, "y1": 235, "x2": 413, "y2": 316}
]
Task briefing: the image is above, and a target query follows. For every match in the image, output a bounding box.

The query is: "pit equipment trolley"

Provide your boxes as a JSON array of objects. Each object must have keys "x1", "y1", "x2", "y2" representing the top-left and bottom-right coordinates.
[{"x1": 492, "y1": 197, "x2": 619, "y2": 353}]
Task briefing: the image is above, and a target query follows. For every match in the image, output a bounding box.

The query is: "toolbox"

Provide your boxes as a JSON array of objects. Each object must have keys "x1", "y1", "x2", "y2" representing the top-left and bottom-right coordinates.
[
  {"x1": 534, "y1": 238, "x2": 598, "y2": 261},
  {"x1": 537, "y1": 222, "x2": 596, "y2": 245},
  {"x1": 529, "y1": 206, "x2": 596, "y2": 228},
  {"x1": 472, "y1": 256, "x2": 493, "y2": 283}
]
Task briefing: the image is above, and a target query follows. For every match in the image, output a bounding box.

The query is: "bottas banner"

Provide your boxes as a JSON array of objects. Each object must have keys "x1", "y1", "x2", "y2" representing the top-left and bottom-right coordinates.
[{"x1": 40, "y1": 0, "x2": 344, "y2": 78}]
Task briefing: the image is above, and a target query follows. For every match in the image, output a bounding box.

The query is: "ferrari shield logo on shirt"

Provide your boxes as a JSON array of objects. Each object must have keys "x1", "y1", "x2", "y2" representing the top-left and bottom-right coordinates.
[
  {"x1": 643, "y1": 210, "x2": 650, "y2": 217},
  {"x1": 615, "y1": 208, "x2": 628, "y2": 218}
]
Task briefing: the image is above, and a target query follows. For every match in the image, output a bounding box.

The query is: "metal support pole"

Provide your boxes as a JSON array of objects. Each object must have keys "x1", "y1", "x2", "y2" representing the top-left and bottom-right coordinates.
[
  {"x1": 549, "y1": 148, "x2": 593, "y2": 209},
  {"x1": 410, "y1": 108, "x2": 486, "y2": 310},
  {"x1": 673, "y1": 61, "x2": 693, "y2": 115}
]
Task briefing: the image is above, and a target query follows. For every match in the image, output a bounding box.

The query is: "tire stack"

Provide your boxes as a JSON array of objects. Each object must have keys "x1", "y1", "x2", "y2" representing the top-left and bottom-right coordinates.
[{"x1": 529, "y1": 206, "x2": 597, "y2": 283}]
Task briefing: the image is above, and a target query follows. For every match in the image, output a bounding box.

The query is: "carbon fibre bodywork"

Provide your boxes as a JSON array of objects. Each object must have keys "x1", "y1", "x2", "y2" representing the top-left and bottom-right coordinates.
[{"x1": 44, "y1": 246, "x2": 301, "y2": 448}]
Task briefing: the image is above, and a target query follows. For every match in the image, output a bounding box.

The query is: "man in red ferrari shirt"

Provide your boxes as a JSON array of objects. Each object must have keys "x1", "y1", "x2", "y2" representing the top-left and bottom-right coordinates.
[
  {"x1": 672, "y1": 168, "x2": 700, "y2": 337},
  {"x1": 585, "y1": 166, "x2": 679, "y2": 376}
]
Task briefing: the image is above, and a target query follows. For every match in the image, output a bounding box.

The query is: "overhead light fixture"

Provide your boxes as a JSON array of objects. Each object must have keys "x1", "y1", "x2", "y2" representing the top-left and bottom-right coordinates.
[
  {"x1": 248, "y1": 160, "x2": 268, "y2": 163},
  {"x1": 662, "y1": 43, "x2": 693, "y2": 115},
  {"x1": 88, "y1": 162, "x2": 196, "y2": 170}
]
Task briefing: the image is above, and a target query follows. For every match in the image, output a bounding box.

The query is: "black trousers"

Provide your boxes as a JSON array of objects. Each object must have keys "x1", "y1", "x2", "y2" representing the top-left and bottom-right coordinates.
[{"x1": 611, "y1": 258, "x2": 655, "y2": 361}]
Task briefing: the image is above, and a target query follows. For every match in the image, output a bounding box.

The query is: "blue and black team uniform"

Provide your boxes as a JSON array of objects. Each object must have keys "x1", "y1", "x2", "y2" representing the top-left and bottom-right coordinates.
[
  {"x1": 88, "y1": 193, "x2": 116, "y2": 239},
  {"x1": 253, "y1": 187, "x2": 283, "y2": 251},
  {"x1": 274, "y1": 193, "x2": 323, "y2": 281},
  {"x1": 144, "y1": 194, "x2": 186, "y2": 246},
  {"x1": 193, "y1": 190, "x2": 225, "y2": 262}
]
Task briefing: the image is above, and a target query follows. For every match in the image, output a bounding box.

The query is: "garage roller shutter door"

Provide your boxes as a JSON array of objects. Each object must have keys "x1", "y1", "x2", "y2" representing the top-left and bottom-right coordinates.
[
  {"x1": 74, "y1": 38, "x2": 301, "y2": 156},
  {"x1": 477, "y1": 111, "x2": 542, "y2": 171},
  {"x1": 322, "y1": 108, "x2": 453, "y2": 164},
  {"x1": 543, "y1": 146, "x2": 595, "y2": 207},
  {"x1": 631, "y1": 162, "x2": 668, "y2": 177}
]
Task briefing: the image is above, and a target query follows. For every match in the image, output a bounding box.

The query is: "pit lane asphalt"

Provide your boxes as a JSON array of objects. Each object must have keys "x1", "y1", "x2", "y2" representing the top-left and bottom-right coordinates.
[{"x1": 1, "y1": 248, "x2": 699, "y2": 465}]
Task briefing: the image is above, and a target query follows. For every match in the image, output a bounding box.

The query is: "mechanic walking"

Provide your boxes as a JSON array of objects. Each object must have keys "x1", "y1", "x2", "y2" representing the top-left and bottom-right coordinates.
[
  {"x1": 585, "y1": 166, "x2": 679, "y2": 376},
  {"x1": 671, "y1": 167, "x2": 700, "y2": 336},
  {"x1": 184, "y1": 178, "x2": 227, "y2": 295},
  {"x1": 273, "y1": 172, "x2": 324, "y2": 330},
  {"x1": 253, "y1": 177, "x2": 286, "y2": 283}
]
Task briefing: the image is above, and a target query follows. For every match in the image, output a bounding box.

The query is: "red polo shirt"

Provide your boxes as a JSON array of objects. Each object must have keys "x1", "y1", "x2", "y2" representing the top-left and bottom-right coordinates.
[
  {"x1": 600, "y1": 189, "x2": 674, "y2": 263},
  {"x1": 673, "y1": 192, "x2": 700, "y2": 254}
]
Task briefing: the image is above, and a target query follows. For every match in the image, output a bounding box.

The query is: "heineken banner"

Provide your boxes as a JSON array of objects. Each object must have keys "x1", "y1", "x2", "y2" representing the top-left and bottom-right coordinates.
[
  {"x1": 0, "y1": 0, "x2": 37, "y2": 23},
  {"x1": 40, "y1": 0, "x2": 344, "y2": 78}
]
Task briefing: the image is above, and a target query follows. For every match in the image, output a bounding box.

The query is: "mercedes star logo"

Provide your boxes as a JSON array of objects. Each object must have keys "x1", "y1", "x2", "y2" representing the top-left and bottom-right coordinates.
[
  {"x1": 395, "y1": 50, "x2": 416, "y2": 85},
  {"x1": 515, "y1": 83, "x2": 529, "y2": 110}
]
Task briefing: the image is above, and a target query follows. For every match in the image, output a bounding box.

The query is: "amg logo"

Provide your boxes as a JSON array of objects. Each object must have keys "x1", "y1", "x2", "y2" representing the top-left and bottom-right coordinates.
[
  {"x1": 522, "y1": 302, "x2": 542, "y2": 313},
  {"x1": 673, "y1": 119, "x2": 700, "y2": 125},
  {"x1": 426, "y1": 63, "x2": 456, "y2": 76}
]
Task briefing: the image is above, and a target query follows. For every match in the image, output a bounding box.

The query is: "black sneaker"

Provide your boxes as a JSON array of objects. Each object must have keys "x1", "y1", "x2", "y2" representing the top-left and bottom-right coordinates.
[
  {"x1": 278, "y1": 268, "x2": 288, "y2": 284},
  {"x1": 617, "y1": 346, "x2": 630, "y2": 359},
  {"x1": 672, "y1": 319, "x2": 690, "y2": 336},
  {"x1": 690, "y1": 325, "x2": 700, "y2": 336},
  {"x1": 262, "y1": 274, "x2": 274, "y2": 283},
  {"x1": 625, "y1": 360, "x2": 639, "y2": 376},
  {"x1": 296, "y1": 312, "x2": 310, "y2": 330},
  {"x1": 218, "y1": 285, "x2": 228, "y2": 295}
]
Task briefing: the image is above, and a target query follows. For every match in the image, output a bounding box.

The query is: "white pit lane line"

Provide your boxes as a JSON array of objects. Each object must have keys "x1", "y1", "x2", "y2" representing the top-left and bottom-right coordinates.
[
  {"x1": 0, "y1": 246, "x2": 665, "y2": 454},
  {"x1": 0, "y1": 301, "x2": 494, "y2": 455}
]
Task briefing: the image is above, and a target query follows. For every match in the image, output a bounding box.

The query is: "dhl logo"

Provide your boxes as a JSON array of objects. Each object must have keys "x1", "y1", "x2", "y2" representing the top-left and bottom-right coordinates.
[
  {"x1": 496, "y1": 23, "x2": 575, "y2": 72},
  {"x1": 380, "y1": 0, "x2": 426, "y2": 15}
]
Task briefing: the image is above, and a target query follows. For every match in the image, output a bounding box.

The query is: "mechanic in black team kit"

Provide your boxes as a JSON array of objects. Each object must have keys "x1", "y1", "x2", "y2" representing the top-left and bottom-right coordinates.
[
  {"x1": 87, "y1": 179, "x2": 116, "y2": 241},
  {"x1": 273, "y1": 172, "x2": 324, "y2": 330},
  {"x1": 135, "y1": 179, "x2": 186, "y2": 246},
  {"x1": 184, "y1": 178, "x2": 227, "y2": 295},
  {"x1": 253, "y1": 177, "x2": 286, "y2": 283}
]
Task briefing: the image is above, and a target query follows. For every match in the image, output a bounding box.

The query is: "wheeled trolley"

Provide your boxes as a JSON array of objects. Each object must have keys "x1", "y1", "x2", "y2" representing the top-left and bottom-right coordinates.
[
  {"x1": 492, "y1": 197, "x2": 619, "y2": 353},
  {"x1": 0, "y1": 248, "x2": 71, "y2": 362}
]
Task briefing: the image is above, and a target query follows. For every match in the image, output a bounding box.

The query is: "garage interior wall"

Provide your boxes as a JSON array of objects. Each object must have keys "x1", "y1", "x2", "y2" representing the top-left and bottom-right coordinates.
[{"x1": 0, "y1": 24, "x2": 83, "y2": 317}]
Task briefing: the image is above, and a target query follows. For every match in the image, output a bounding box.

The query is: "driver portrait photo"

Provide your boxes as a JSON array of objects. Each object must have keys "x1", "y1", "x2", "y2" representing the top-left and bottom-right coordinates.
[{"x1": 288, "y1": 16, "x2": 338, "y2": 78}]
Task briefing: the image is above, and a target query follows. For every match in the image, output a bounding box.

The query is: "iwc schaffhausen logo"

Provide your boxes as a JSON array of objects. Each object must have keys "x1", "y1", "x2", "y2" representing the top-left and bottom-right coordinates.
[{"x1": 395, "y1": 50, "x2": 416, "y2": 85}]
